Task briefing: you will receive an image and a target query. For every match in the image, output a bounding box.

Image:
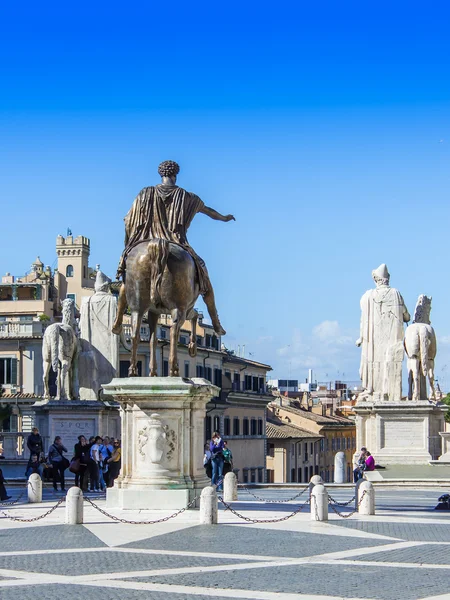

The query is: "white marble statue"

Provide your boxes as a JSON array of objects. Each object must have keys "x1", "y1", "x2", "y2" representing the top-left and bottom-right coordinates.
[
  {"x1": 43, "y1": 298, "x2": 79, "y2": 400},
  {"x1": 356, "y1": 264, "x2": 410, "y2": 401},
  {"x1": 404, "y1": 295, "x2": 437, "y2": 401},
  {"x1": 79, "y1": 271, "x2": 119, "y2": 400}
]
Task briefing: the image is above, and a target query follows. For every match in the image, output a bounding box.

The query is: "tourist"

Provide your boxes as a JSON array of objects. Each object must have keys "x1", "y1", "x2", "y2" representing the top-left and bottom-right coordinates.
[
  {"x1": 107, "y1": 439, "x2": 121, "y2": 487},
  {"x1": 209, "y1": 431, "x2": 224, "y2": 491},
  {"x1": 73, "y1": 435, "x2": 90, "y2": 490},
  {"x1": 353, "y1": 446, "x2": 367, "y2": 483},
  {"x1": 0, "y1": 468, "x2": 11, "y2": 501},
  {"x1": 99, "y1": 436, "x2": 113, "y2": 488},
  {"x1": 223, "y1": 441, "x2": 233, "y2": 476},
  {"x1": 203, "y1": 442, "x2": 212, "y2": 479},
  {"x1": 89, "y1": 436, "x2": 103, "y2": 492},
  {"x1": 25, "y1": 453, "x2": 44, "y2": 479},
  {"x1": 27, "y1": 427, "x2": 43, "y2": 458},
  {"x1": 47, "y1": 436, "x2": 68, "y2": 492},
  {"x1": 364, "y1": 450, "x2": 375, "y2": 473}
]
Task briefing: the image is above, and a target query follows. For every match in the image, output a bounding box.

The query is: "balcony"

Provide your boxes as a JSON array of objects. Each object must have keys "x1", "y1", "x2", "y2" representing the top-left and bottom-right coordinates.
[{"x1": 0, "y1": 321, "x2": 44, "y2": 338}]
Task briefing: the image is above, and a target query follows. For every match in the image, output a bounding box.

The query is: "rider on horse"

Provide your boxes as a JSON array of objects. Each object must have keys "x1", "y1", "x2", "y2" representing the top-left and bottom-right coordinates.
[{"x1": 116, "y1": 160, "x2": 235, "y2": 336}]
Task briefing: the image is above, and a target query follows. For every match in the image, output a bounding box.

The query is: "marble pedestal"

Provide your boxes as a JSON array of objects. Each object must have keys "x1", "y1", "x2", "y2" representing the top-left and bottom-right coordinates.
[
  {"x1": 102, "y1": 377, "x2": 219, "y2": 510},
  {"x1": 32, "y1": 399, "x2": 120, "y2": 453},
  {"x1": 354, "y1": 399, "x2": 447, "y2": 465}
]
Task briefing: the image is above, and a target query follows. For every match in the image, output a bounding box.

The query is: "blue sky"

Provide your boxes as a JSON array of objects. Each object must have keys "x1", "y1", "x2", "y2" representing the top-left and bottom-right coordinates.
[{"x1": 1, "y1": 2, "x2": 450, "y2": 386}]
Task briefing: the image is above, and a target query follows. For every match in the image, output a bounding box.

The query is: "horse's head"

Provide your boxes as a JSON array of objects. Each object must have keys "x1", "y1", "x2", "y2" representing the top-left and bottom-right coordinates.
[
  {"x1": 61, "y1": 298, "x2": 76, "y2": 326},
  {"x1": 413, "y1": 294, "x2": 432, "y2": 324}
]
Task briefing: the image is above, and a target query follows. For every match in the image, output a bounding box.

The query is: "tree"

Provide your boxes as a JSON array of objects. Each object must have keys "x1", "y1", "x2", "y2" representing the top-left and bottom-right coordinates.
[{"x1": 442, "y1": 393, "x2": 450, "y2": 423}]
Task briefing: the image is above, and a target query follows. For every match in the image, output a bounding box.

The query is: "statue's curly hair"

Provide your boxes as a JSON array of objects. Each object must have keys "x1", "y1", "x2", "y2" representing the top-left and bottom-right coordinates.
[{"x1": 158, "y1": 160, "x2": 180, "y2": 178}]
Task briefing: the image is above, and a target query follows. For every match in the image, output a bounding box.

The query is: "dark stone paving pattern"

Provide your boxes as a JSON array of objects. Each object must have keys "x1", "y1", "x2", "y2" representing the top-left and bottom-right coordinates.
[
  {"x1": 355, "y1": 543, "x2": 450, "y2": 565},
  {"x1": 330, "y1": 521, "x2": 450, "y2": 541},
  {"x1": 0, "y1": 525, "x2": 105, "y2": 551},
  {"x1": 123, "y1": 524, "x2": 390, "y2": 557},
  {"x1": 0, "y1": 585, "x2": 234, "y2": 600},
  {"x1": 0, "y1": 551, "x2": 252, "y2": 576},
  {"x1": 134, "y1": 563, "x2": 450, "y2": 600}
]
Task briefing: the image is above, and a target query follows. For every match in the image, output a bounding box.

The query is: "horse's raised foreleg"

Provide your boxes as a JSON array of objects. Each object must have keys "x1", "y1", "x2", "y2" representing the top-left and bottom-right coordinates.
[
  {"x1": 128, "y1": 310, "x2": 143, "y2": 377},
  {"x1": 148, "y1": 312, "x2": 159, "y2": 377},
  {"x1": 169, "y1": 308, "x2": 186, "y2": 377},
  {"x1": 112, "y1": 284, "x2": 127, "y2": 335}
]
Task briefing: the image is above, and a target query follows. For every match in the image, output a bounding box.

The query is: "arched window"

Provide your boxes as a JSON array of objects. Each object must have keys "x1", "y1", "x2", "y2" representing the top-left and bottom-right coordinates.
[{"x1": 66, "y1": 265, "x2": 74, "y2": 278}]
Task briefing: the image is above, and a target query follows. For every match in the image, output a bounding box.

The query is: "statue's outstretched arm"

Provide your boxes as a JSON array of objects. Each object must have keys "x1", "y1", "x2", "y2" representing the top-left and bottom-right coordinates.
[{"x1": 200, "y1": 205, "x2": 235, "y2": 223}]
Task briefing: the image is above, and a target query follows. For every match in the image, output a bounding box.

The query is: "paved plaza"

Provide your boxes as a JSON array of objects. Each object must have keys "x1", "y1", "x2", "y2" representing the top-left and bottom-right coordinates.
[{"x1": 1, "y1": 487, "x2": 450, "y2": 600}]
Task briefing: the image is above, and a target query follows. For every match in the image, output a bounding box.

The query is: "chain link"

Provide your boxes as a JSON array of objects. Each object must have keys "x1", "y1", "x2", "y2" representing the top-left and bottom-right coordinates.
[
  {"x1": 238, "y1": 485, "x2": 309, "y2": 503},
  {"x1": 0, "y1": 488, "x2": 27, "y2": 506},
  {"x1": 83, "y1": 493, "x2": 201, "y2": 524},
  {"x1": 328, "y1": 490, "x2": 367, "y2": 519},
  {"x1": 0, "y1": 497, "x2": 65, "y2": 522},
  {"x1": 327, "y1": 494, "x2": 356, "y2": 507},
  {"x1": 218, "y1": 495, "x2": 311, "y2": 523}
]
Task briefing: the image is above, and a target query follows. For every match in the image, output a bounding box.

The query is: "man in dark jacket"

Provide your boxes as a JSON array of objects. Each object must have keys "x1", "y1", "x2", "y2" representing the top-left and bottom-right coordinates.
[{"x1": 27, "y1": 428, "x2": 43, "y2": 458}]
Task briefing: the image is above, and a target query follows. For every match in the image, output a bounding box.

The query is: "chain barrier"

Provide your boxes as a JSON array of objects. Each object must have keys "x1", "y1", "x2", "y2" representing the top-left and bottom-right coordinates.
[
  {"x1": 0, "y1": 497, "x2": 65, "y2": 522},
  {"x1": 327, "y1": 490, "x2": 367, "y2": 519},
  {"x1": 327, "y1": 494, "x2": 356, "y2": 507},
  {"x1": 83, "y1": 492, "x2": 201, "y2": 525},
  {"x1": 238, "y1": 484, "x2": 309, "y2": 504},
  {"x1": 218, "y1": 495, "x2": 311, "y2": 523},
  {"x1": 0, "y1": 487, "x2": 27, "y2": 506}
]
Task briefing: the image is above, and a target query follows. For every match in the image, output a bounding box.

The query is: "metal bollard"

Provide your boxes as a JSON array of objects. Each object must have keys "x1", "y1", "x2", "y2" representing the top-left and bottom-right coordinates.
[
  {"x1": 358, "y1": 480, "x2": 375, "y2": 515},
  {"x1": 65, "y1": 487, "x2": 83, "y2": 524},
  {"x1": 310, "y1": 483, "x2": 328, "y2": 521},
  {"x1": 27, "y1": 473, "x2": 42, "y2": 503},
  {"x1": 223, "y1": 472, "x2": 238, "y2": 502},
  {"x1": 334, "y1": 451, "x2": 346, "y2": 483},
  {"x1": 199, "y1": 485, "x2": 218, "y2": 524}
]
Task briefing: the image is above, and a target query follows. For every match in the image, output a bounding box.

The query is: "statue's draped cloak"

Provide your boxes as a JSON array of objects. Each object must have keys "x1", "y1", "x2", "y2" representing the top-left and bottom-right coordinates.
[
  {"x1": 119, "y1": 185, "x2": 208, "y2": 293},
  {"x1": 359, "y1": 286, "x2": 408, "y2": 399}
]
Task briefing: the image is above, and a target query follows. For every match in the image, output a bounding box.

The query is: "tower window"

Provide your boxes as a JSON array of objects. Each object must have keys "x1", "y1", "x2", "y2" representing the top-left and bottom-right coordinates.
[{"x1": 66, "y1": 265, "x2": 74, "y2": 278}]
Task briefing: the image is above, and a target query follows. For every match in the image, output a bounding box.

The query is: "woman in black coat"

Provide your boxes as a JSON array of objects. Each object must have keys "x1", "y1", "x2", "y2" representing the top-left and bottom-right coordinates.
[{"x1": 0, "y1": 468, "x2": 11, "y2": 501}]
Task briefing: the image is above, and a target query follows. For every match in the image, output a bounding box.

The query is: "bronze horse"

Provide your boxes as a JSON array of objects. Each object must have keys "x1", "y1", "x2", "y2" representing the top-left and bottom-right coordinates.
[{"x1": 112, "y1": 239, "x2": 200, "y2": 377}]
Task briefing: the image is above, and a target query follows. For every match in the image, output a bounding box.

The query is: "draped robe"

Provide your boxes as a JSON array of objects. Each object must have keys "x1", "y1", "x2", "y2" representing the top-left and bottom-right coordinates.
[
  {"x1": 359, "y1": 285, "x2": 409, "y2": 400},
  {"x1": 117, "y1": 184, "x2": 208, "y2": 293}
]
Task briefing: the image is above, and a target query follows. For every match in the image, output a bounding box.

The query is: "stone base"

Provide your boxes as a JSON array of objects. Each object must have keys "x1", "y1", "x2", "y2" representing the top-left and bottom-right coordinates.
[
  {"x1": 354, "y1": 399, "x2": 447, "y2": 465},
  {"x1": 102, "y1": 377, "x2": 218, "y2": 511},
  {"x1": 32, "y1": 399, "x2": 120, "y2": 453}
]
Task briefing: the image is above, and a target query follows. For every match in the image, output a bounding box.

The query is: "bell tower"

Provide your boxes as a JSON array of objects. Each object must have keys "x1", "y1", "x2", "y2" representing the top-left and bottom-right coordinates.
[{"x1": 55, "y1": 234, "x2": 94, "y2": 309}]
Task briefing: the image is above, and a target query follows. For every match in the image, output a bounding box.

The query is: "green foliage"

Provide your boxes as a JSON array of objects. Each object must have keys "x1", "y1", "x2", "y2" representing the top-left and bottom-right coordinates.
[
  {"x1": 0, "y1": 403, "x2": 12, "y2": 425},
  {"x1": 38, "y1": 314, "x2": 50, "y2": 322},
  {"x1": 442, "y1": 393, "x2": 450, "y2": 423}
]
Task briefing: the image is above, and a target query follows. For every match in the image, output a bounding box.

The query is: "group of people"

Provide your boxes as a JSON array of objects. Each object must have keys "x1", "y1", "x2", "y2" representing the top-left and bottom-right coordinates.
[
  {"x1": 203, "y1": 431, "x2": 233, "y2": 491},
  {"x1": 353, "y1": 446, "x2": 375, "y2": 483},
  {"x1": 24, "y1": 427, "x2": 121, "y2": 493}
]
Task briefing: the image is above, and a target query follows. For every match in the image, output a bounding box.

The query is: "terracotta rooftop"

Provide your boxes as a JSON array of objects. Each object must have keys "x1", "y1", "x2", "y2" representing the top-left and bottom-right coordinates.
[
  {"x1": 266, "y1": 419, "x2": 322, "y2": 440},
  {"x1": 0, "y1": 393, "x2": 42, "y2": 400},
  {"x1": 269, "y1": 402, "x2": 354, "y2": 426}
]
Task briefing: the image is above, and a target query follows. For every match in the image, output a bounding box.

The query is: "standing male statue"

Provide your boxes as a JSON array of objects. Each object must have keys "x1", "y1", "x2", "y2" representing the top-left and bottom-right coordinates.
[
  {"x1": 79, "y1": 270, "x2": 119, "y2": 399},
  {"x1": 115, "y1": 160, "x2": 234, "y2": 336},
  {"x1": 356, "y1": 264, "x2": 410, "y2": 401}
]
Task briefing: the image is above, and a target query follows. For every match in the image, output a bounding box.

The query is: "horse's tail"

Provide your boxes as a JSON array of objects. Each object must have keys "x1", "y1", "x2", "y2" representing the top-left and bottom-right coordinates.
[
  {"x1": 48, "y1": 325, "x2": 60, "y2": 372},
  {"x1": 148, "y1": 239, "x2": 169, "y2": 305},
  {"x1": 419, "y1": 326, "x2": 430, "y2": 376}
]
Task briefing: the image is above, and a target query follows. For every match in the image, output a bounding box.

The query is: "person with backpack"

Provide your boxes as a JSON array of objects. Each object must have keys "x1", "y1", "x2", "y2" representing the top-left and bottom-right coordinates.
[
  {"x1": 99, "y1": 436, "x2": 113, "y2": 489},
  {"x1": 223, "y1": 441, "x2": 233, "y2": 476},
  {"x1": 47, "y1": 436, "x2": 69, "y2": 492},
  {"x1": 209, "y1": 431, "x2": 224, "y2": 491},
  {"x1": 89, "y1": 436, "x2": 103, "y2": 493}
]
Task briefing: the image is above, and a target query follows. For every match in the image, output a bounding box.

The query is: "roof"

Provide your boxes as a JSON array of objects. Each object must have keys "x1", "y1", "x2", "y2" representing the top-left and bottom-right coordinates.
[
  {"x1": 266, "y1": 419, "x2": 322, "y2": 440},
  {"x1": 269, "y1": 402, "x2": 354, "y2": 426},
  {"x1": 222, "y1": 353, "x2": 272, "y2": 371},
  {"x1": 0, "y1": 393, "x2": 42, "y2": 400}
]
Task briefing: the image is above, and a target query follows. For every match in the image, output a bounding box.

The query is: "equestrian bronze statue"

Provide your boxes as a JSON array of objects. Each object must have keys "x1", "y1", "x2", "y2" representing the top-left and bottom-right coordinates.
[{"x1": 113, "y1": 160, "x2": 235, "y2": 377}]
